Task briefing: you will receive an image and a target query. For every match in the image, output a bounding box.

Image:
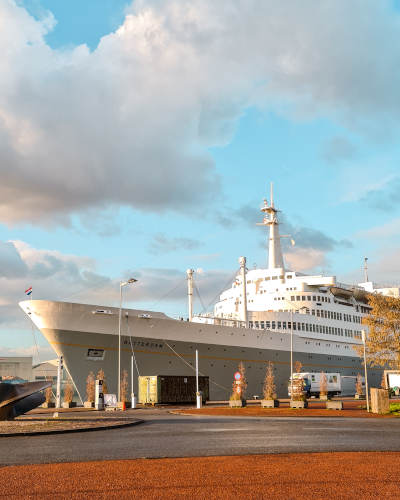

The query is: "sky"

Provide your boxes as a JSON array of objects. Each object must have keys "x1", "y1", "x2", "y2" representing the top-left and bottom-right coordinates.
[{"x1": 2, "y1": 0, "x2": 400, "y2": 363}]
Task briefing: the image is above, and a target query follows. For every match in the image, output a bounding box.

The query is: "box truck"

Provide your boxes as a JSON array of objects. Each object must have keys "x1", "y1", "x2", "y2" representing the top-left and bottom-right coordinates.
[{"x1": 288, "y1": 373, "x2": 365, "y2": 398}]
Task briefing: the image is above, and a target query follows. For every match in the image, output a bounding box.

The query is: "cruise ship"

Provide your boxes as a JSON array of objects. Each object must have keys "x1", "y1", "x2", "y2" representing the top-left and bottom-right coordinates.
[{"x1": 19, "y1": 185, "x2": 392, "y2": 401}]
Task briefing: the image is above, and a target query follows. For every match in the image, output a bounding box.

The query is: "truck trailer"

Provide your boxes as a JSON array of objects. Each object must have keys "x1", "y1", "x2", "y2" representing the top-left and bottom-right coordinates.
[{"x1": 288, "y1": 373, "x2": 365, "y2": 398}]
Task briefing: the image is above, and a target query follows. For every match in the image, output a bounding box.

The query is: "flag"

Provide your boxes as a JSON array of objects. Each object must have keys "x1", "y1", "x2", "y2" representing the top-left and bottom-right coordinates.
[
  {"x1": 291, "y1": 239, "x2": 296, "y2": 246},
  {"x1": 25, "y1": 287, "x2": 32, "y2": 296}
]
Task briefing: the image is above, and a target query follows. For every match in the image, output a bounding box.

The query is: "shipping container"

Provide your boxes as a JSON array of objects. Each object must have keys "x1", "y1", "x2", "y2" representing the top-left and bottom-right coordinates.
[{"x1": 138, "y1": 375, "x2": 209, "y2": 404}]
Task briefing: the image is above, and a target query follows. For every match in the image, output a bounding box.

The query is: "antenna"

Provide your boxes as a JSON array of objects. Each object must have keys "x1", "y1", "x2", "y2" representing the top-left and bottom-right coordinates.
[
  {"x1": 270, "y1": 182, "x2": 274, "y2": 207},
  {"x1": 364, "y1": 252, "x2": 368, "y2": 283}
]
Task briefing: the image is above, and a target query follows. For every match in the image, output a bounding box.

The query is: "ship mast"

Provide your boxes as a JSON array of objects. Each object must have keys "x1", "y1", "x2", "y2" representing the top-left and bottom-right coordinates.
[
  {"x1": 256, "y1": 182, "x2": 286, "y2": 270},
  {"x1": 364, "y1": 253, "x2": 369, "y2": 283}
]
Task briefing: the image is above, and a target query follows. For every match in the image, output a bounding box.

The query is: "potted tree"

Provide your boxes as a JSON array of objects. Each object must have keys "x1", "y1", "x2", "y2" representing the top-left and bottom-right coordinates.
[
  {"x1": 355, "y1": 372, "x2": 365, "y2": 399},
  {"x1": 84, "y1": 371, "x2": 95, "y2": 408},
  {"x1": 63, "y1": 377, "x2": 76, "y2": 408},
  {"x1": 290, "y1": 360, "x2": 308, "y2": 409},
  {"x1": 261, "y1": 362, "x2": 279, "y2": 408},
  {"x1": 42, "y1": 376, "x2": 55, "y2": 408},
  {"x1": 229, "y1": 361, "x2": 247, "y2": 407},
  {"x1": 118, "y1": 369, "x2": 131, "y2": 408},
  {"x1": 319, "y1": 371, "x2": 329, "y2": 400},
  {"x1": 97, "y1": 369, "x2": 108, "y2": 394}
]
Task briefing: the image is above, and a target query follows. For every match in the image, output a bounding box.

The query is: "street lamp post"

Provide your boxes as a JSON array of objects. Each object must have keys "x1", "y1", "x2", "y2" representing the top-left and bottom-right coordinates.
[
  {"x1": 289, "y1": 304, "x2": 308, "y2": 401},
  {"x1": 118, "y1": 278, "x2": 137, "y2": 403},
  {"x1": 362, "y1": 329, "x2": 369, "y2": 413}
]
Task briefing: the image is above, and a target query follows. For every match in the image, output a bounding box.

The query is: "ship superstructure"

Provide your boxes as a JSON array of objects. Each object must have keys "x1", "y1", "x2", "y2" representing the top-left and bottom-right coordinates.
[{"x1": 19, "y1": 184, "x2": 394, "y2": 401}]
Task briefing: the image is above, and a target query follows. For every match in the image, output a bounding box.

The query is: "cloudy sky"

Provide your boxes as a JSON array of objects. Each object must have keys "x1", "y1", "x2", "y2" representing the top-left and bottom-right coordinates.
[{"x1": 1, "y1": 0, "x2": 400, "y2": 362}]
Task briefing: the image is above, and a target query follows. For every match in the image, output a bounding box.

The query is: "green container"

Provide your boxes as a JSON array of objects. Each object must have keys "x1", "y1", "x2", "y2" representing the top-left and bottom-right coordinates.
[{"x1": 138, "y1": 375, "x2": 209, "y2": 404}]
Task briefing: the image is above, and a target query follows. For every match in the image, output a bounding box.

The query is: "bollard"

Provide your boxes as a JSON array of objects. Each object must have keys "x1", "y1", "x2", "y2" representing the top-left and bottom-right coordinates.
[
  {"x1": 131, "y1": 392, "x2": 138, "y2": 409},
  {"x1": 95, "y1": 380, "x2": 104, "y2": 410},
  {"x1": 196, "y1": 391, "x2": 203, "y2": 409}
]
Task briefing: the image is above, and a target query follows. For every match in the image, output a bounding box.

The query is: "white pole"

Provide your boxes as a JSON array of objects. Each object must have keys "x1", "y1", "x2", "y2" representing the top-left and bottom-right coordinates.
[
  {"x1": 131, "y1": 355, "x2": 133, "y2": 404},
  {"x1": 362, "y1": 329, "x2": 369, "y2": 412},
  {"x1": 239, "y1": 256, "x2": 247, "y2": 328},
  {"x1": 118, "y1": 283, "x2": 122, "y2": 402},
  {"x1": 196, "y1": 349, "x2": 202, "y2": 409},
  {"x1": 187, "y1": 269, "x2": 194, "y2": 321},
  {"x1": 196, "y1": 350, "x2": 199, "y2": 393},
  {"x1": 290, "y1": 309, "x2": 293, "y2": 401},
  {"x1": 56, "y1": 355, "x2": 62, "y2": 408}
]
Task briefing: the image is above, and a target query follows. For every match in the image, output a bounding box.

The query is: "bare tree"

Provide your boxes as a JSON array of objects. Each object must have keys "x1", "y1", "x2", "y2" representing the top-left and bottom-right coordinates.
[
  {"x1": 355, "y1": 372, "x2": 364, "y2": 396},
  {"x1": 120, "y1": 369, "x2": 129, "y2": 402},
  {"x1": 292, "y1": 360, "x2": 305, "y2": 401},
  {"x1": 45, "y1": 376, "x2": 53, "y2": 403},
  {"x1": 230, "y1": 361, "x2": 248, "y2": 400},
  {"x1": 319, "y1": 371, "x2": 329, "y2": 397},
  {"x1": 97, "y1": 369, "x2": 108, "y2": 394},
  {"x1": 63, "y1": 377, "x2": 74, "y2": 403},
  {"x1": 85, "y1": 371, "x2": 95, "y2": 402},
  {"x1": 263, "y1": 362, "x2": 277, "y2": 400}
]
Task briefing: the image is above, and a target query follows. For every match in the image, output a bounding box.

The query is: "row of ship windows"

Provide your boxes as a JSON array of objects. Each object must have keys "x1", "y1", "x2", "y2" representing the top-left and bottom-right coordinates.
[
  {"x1": 289, "y1": 295, "x2": 330, "y2": 303},
  {"x1": 248, "y1": 320, "x2": 362, "y2": 338}
]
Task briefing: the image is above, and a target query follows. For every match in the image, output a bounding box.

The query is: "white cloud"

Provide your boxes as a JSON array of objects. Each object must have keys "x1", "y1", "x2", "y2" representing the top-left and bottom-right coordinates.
[
  {"x1": 0, "y1": 344, "x2": 55, "y2": 364},
  {"x1": 1, "y1": 0, "x2": 400, "y2": 226}
]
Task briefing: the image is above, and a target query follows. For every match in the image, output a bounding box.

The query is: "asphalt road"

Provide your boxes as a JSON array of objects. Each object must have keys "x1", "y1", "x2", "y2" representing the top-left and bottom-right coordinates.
[{"x1": 1, "y1": 409, "x2": 400, "y2": 466}]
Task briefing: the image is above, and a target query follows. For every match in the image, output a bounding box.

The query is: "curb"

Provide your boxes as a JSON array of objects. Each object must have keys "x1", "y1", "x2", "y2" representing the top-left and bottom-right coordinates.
[{"x1": 0, "y1": 418, "x2": 144, "y2": 438}]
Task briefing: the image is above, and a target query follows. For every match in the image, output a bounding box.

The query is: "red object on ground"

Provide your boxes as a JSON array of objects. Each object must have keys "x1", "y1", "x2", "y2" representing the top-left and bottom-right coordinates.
[{"x1": 2, "y1": 452, "x2": 400, "y2": 499}]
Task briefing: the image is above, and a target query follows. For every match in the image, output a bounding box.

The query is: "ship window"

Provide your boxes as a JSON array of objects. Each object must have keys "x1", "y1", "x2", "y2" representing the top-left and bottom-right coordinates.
[
  {"x1": 279, "y1": 276, "x2": 284, "y2": 280},
  {"x1": 316, "y1": 310, "x2": 320, "y2": 317},
  {"x1": 249, "y1": 321, "x2": 253, "y2": 328},
  {"x1": 294, "y1": 287, "x2": 297, "y2": 290},
  {"x1": 287, "y1": 275, "x2": 292, "y2": 279},
  {"x1": 293, "y1": 322, "x2": 296, "y2": 330},
  {"x1": 282, "y1": 322, "x2": 287, "y2": 329},
  {"x1": 277, "y1": 321, "x2": 282, "y2": 329},
  {"x1": 86, "y1": 349, "x2": 105, "y2": 361},
  {"x1": 341, "y1": 329, "x2": 344, "y2": 336},
  {"x1": 311, "y1": 310, "x2": 315, "y2": 316},
  {"x1": 265, "y1": 277, "x2": 270, "y2": 281},
  {"x1": 328, "y1": 298, "x2": 331, "y2": 303},
  {"x1": 296, "y1": 296, "x2": 300, "y2": 301},
  {"x1": 340, "y1": 313, "x2": 342, "y2": 321},
  {"x1": 307, "y1": 296, "x2": 311, "y2": 301},
  {"x1": 266, "y1": 321, "x2": 270, "y2": 328},
  {"x1": 261, "y1": 321, "x2": 265, "y2": 329},
  {"x1": 298, "y1": 322, "x2": 301, "y2": 330},
  {"x1": 255, "y1": 321, "x2": 259, "y2": 329},
  {"x1": 313, "y1": 296, "x2": 316, "y2": 301},
  {"x1": 272, "y1": 276, "x2": 278, "y2": 280},
  {"x1": 317, "y1": 296, "x2": 320, "y2": 301},
  {"x1": 274, "y1": 297, "x2": 277, "y2": 301},
  {"x1": 272, "y1": 321, "x2": 276, "y2": 329},
  {"x1": 291, "y1": 296, "x2": 295, "y2": 301},
  {"x1": 306, "y1": 323, "x2": 309, "y2": 331}
]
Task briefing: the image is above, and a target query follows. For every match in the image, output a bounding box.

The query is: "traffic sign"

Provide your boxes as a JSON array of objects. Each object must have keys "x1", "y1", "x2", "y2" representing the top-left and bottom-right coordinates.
[
  {"x1": 234, "y1": 372, "x2": 241, "y2": 381},
  {"x1": 236, "y1": 386, "x2": 241, "y2": 394}
]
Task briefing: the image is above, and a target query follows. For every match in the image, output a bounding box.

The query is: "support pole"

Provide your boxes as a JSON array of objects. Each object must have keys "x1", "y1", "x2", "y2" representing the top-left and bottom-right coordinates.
[
  {"x1": 56, "y1": 356, "x2": 62, "y2": 408},
  {"x1": 187, "y1": 269, "x2": 194, "y2": 322},
  {"x1": 290, "y1": 310, "x2": 293, "y2": 401},
  {"x1": 196, "y1": 350, "x2": 202, "y2": 409},
  {"x1": 362, "y1": 330, "x2": 369, "y2": 412},
  {"x1": 118, "y1": 283, "x2": 122, "y2": 402},
  {"x1": 131, "y1": 356, "x2": 137, "y2": 409},
  {"x1": 239, "y1": 256, "x2": 247, "y2": 328}
]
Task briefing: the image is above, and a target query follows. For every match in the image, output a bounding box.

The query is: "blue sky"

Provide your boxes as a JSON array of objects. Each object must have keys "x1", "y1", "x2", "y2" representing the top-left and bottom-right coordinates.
[{"x1": 2, "y1": 0, "x2": 400, "y2": 361}]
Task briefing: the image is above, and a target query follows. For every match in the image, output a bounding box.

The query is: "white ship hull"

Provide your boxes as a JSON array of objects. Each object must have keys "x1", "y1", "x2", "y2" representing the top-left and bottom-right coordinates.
[{"x1": 20, "y1": 300, "x2": 382, "y2": 401}]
